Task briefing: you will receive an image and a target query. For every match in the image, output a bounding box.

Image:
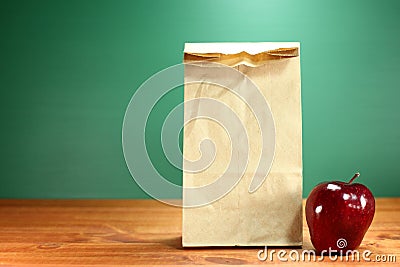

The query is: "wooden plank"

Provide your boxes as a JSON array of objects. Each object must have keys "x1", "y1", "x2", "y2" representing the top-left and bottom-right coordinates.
[{"x1": 0, "y1": 198, "x2": 398, "y2": 266}]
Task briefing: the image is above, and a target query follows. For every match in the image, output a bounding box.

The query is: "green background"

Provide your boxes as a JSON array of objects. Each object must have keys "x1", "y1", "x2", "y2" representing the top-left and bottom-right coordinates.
[{"x1": 1, "y1": 0, "x2": 399, "y2": 198}]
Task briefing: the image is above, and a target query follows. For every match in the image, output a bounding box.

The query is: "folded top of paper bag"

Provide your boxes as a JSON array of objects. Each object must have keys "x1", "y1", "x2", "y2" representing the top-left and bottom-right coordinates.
[{"x1": 184, "y1": 42, "x2": 300, "y2": 67}]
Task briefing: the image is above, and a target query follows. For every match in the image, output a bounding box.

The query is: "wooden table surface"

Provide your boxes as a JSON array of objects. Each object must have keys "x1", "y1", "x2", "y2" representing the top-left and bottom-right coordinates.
[{"x1": 0, "y1": 198, "x2": 398, "y2": 266}]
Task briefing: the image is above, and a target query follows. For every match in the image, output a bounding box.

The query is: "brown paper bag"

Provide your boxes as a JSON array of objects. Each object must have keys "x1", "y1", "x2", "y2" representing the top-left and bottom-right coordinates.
[{"x1": 182, "y1": 42, "x2": 302, "y2": 247}]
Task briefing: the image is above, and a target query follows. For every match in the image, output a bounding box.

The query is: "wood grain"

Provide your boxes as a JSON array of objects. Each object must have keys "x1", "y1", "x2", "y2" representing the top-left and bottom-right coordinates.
[{"x1": 0, "y1": 198, "x2": 398, "y2": 266}]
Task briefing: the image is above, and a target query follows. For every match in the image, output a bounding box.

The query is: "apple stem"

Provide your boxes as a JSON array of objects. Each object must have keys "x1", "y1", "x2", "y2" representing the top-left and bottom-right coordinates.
[{"x1": 348, "y1": 172, "x2": 360, "y2": 184}]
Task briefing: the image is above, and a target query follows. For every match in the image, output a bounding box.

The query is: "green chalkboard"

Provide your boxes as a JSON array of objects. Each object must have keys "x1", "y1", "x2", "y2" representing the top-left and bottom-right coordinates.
[{"x1": 0, "y1": 0, "x2": 399, "y2": 198}]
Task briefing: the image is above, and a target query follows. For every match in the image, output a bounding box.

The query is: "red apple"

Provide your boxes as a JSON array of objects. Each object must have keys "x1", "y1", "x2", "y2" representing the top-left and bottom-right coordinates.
[{"x1": 305, "y1": 173, "x2": 375, "y2": 253}]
